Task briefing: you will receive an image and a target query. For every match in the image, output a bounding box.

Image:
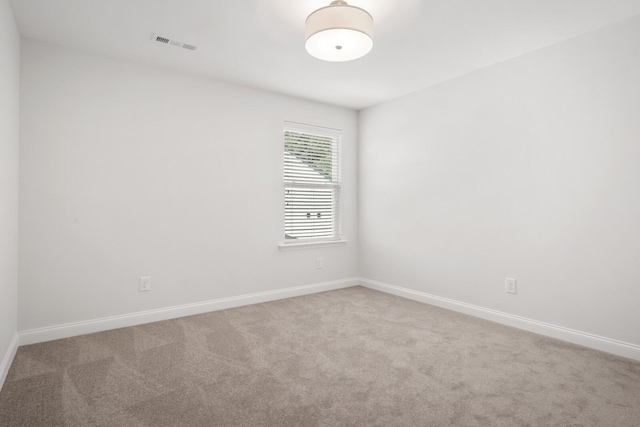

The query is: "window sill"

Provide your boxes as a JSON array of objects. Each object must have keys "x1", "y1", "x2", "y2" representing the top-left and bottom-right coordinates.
[{"x1": 278, "y1": 239, "x2": 348, "y2": 251}]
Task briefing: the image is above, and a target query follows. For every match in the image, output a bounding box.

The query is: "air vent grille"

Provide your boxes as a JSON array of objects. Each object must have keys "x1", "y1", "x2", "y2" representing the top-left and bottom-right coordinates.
[{"x1": 151, "y1": 33, "x2": 198, "y2": 51}]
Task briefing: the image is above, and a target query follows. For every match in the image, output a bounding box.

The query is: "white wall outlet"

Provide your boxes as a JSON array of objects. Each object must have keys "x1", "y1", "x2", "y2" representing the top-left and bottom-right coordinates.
[
  {"x1": 316, "y1": 257, "x2": 324, "y2": 269},
  {"x1": 505, "y1": 277, "x2": 517, "y2": 294},
  {"x1": 139, "y1": 276, "x2": 151, "y2": 292}
]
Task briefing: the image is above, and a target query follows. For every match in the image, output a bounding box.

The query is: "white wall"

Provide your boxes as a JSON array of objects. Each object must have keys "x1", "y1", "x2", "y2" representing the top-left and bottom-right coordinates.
[
  {"x1": 0, "y1": 0, "x2": 20, "y2": 371},
  {"x1": 19, "y1": 40, "x2": 358, "y2": 331},
  {"x1": 359, "y1": 15, "x2": 640, "y2": 346}
]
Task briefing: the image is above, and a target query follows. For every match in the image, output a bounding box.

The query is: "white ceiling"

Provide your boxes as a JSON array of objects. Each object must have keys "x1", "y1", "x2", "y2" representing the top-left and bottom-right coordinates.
[{"x1": 9, "y1": 0, "x2": 640, "y2": 110}]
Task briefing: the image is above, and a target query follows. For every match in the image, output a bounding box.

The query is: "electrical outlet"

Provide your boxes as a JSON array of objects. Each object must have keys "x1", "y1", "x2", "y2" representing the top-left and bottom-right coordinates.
[
  {"x1": 505, "y1": 277, "x2": 517, "y2": 294},
  {"x1": 316, "y1": 257, "x2": 324, "y2": 269},
  {"x1": 139, "y1": 276, "x2": 151, "y2": 292}
]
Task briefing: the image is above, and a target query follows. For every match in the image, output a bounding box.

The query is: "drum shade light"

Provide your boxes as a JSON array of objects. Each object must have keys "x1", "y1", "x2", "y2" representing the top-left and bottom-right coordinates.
[{"x1": 305, "y1": 1, "x2": 373, "y2": 62}]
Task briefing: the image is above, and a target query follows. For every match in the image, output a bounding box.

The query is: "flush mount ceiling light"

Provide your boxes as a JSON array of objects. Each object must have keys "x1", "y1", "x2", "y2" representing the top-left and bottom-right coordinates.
[{"x1": 305, "y1": 0, "x2": 373, "y2": 62}]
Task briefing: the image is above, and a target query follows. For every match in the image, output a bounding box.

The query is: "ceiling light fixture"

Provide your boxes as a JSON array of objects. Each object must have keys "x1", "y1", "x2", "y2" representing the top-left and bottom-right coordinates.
[{"x1": 305, "y1": 1, "x2": 373, "y2": 62}]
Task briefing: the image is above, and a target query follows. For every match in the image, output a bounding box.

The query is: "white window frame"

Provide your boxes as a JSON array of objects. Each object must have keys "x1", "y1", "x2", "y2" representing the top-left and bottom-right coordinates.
[{"x1": 279, "y1": 121, "x2": 347, "y2": 250}]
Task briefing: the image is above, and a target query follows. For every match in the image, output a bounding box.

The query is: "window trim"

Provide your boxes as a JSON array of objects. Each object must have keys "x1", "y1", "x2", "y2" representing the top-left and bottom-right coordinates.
[
  {"x1": 282, "y1": 121, "x2": 343, "y2": 248},
  {"x1": 278, "y1": 238, "x2": 348, "y2": 251}
]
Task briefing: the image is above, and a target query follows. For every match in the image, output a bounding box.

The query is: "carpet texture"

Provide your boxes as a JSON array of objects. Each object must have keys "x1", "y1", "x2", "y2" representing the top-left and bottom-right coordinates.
[{"x1": 1, "y1": 286, "x2": 639, "y2": 426}]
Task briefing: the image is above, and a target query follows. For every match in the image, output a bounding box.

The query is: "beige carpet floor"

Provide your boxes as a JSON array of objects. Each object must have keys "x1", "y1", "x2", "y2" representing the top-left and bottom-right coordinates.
[{"x1": 1, "y1": 286, "x2": 639, "y2": 426}]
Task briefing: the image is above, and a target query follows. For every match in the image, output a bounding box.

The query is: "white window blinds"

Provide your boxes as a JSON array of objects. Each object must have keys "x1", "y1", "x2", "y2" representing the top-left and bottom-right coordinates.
[{"x1": 284, "y1": 122, "x2": 341, "y2": 241}]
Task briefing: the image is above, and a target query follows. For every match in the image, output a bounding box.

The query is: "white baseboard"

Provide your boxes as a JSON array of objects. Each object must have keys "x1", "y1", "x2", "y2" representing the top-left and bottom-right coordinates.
[
  {"x1": 0, "y1": 333, "x2": 19, "y2": 391},
  {"x1": 17, "y1": 277, "x2": 639, "y2": 362},
  {"x1": 360, "y1": 278, "x2": 640, "y2": 362},
  {"x1": 19, "y1": 277, "x2": 359, "y2": 346}
]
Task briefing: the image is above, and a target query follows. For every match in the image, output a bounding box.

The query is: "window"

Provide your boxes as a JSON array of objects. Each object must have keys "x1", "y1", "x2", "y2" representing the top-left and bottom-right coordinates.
[{"x1": 283, "y1": 121, "x2": 341, "y2": 244}]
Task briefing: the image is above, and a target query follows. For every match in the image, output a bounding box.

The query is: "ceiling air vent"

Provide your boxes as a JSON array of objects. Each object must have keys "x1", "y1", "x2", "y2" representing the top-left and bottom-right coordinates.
[{"x1": 151, "y1": 33, "x2": 198, "y2": 51}]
